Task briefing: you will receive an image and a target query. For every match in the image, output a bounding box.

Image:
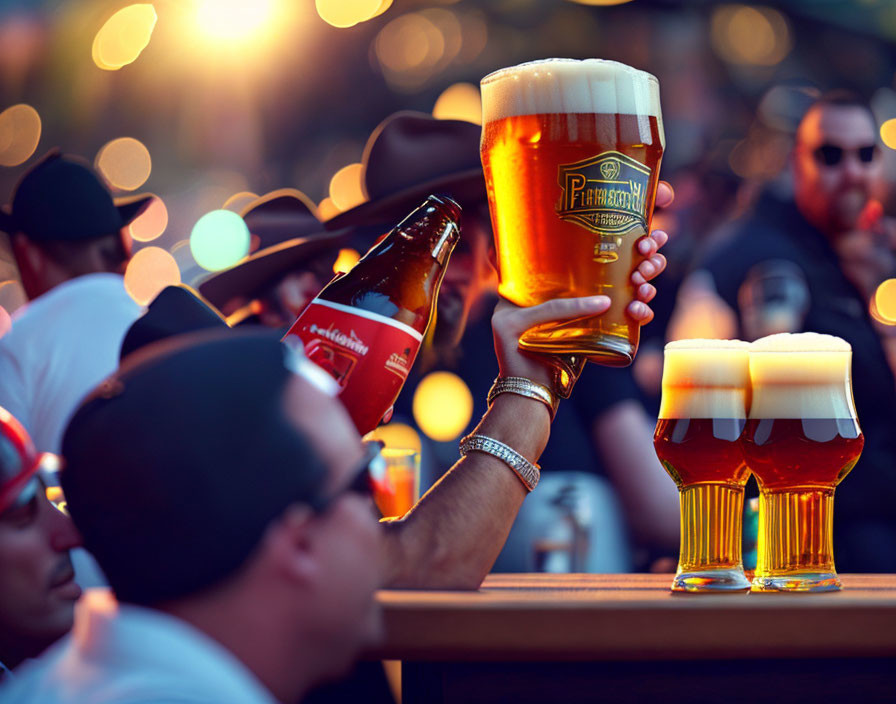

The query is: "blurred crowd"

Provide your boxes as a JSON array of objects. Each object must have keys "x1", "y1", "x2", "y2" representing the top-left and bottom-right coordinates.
[
  {"x1": 1, "y1": 89, "x2": 896, "y2": 700},
  {"x1": 1, "y1": 1, "x2": 896, "y2": 698}
]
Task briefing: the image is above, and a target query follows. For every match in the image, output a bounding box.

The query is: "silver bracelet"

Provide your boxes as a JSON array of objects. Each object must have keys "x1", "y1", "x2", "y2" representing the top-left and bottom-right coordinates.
[
  {"x1": 487, "y1": 377, "x2": 558, "y2": 420},
  {"x1": 459, "y1": 433, "x2": 540, "y2": 492}
]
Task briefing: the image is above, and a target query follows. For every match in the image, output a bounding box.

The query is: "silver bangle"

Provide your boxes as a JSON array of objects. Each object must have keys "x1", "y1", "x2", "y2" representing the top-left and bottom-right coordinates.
[
  {"x1": 459, "y1": 433, "x2": 540, "y2": 492},
  {"x1": 487, "y1": 377, "x2": 558, "y2": 420}
]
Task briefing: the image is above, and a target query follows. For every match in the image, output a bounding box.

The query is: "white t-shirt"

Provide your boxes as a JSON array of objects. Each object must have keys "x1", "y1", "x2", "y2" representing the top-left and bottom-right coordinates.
[
  {"x1": 0, "y1": 274, "x2": 142, "y2": 452},
  {"x1": 0, "y1": 590, "x2": 277, "y2": 704}
]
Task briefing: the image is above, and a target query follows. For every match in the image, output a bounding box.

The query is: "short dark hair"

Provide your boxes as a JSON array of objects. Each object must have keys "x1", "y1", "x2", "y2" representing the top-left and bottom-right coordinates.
[
  {"x1": 35, "y1": 231, "x2": 128, "y2": 274},
  {"x1": 808, "y1": 90, "x2": 876, "y2": 123}
]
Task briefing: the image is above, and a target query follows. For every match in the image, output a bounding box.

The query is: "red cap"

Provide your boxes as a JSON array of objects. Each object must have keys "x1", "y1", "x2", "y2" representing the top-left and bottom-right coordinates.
[{"x1": 0, "y1": 407, "x2": 41, "y2": 514}]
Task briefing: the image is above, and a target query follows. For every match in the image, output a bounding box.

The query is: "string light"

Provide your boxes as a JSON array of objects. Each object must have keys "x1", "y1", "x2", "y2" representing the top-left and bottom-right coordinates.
[
  {"x1": 881, "y1": 119, "x2": 896, "y2": 150},
  {"x1": 128, "y1": 197, "x2": 168, "y2": 242},
  {"x1": 413, "y1": 372, "x2": 473, "y2": 441},
  {"x1": 190, "y1": 209, "x2": 251, "y2": 271},
  {"x1": 92, "y1": 4, "x2": 157, "y2": 71},
  {"x1": 124, "y1": 246, "x2": 181, "y2": 305},
  {"x1": 95, "y1": 138, "x2": 152, "y2": 191},
  {"x1": 315, "y1": 0, "x2": 381, "y2": 28},
  {"x1": 433, "y1": 83, "x2": 482, "y2": 124},
  {"x1": 333, "y1": 248, "x2": 361, "y2": 274},
  {"x1": 0, "y1": 104, "x2": 41, "y2": 167},
  {"x1": 329, "y1": 163, "x2": 366, "y2": 211}
]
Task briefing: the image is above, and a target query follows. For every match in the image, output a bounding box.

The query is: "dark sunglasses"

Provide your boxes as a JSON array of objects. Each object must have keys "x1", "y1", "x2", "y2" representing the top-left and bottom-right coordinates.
[
  {"x1": 813, "y1": 144, "x2": 877, "y2": 167},
  {"x1": 308, "y1": 441, "x2": 385, "y2": 514}
]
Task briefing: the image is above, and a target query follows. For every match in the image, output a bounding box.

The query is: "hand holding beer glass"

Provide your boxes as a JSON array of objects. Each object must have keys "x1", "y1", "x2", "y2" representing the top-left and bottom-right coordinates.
[
  {"x1": 654, "y1": 340, "x2": 752, "y2": 592},
  {"x1": 480, "y1": 59, "x2": 665, "y2": 368},
  {"x1": 742, "y1": 333, "x2": 863, "y2": 592}
]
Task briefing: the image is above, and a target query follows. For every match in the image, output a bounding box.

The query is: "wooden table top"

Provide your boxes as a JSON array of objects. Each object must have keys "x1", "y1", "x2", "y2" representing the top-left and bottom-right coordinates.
[{"x1": 372, "y1": 573, "x2": 896, "y2": 662}]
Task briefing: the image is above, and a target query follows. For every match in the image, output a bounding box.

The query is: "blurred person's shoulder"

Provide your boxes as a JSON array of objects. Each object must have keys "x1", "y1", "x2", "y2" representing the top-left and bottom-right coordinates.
[
  {"x1": 697, "y1": 190, "x2": 806, "y2": 305},
  {"x1": 1, "y1": 590, "x2": 277, "y2": 703},
  {"x1": 0, "y1": 273, "x2": 141, "y2": 355}
]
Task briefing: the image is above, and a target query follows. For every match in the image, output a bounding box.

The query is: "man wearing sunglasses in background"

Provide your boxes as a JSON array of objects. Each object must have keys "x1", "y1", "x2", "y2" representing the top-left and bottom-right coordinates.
[
  {"x1": 692, "y1": 91, "x2": 896, "y2": 573},
  {"x1": 0, "y1": 408, "x2": 82, "y2": 679}
]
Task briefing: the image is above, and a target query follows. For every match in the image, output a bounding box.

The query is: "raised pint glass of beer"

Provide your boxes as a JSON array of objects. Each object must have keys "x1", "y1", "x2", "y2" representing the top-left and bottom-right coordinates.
[
  {"x1": 742, "y1": 333, "x2": 863, "y2": 592},
  {"x1": 654, "y1": 340, "x2": 752, "y2": 592},
  {"x1": 480, "y1": 59, "x2": 664, "y2": 367}
]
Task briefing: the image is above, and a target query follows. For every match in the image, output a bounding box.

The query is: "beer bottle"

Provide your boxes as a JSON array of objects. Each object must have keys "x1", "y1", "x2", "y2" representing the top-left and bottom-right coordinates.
[{"x1": 284, "y1": 195, "x2": 461, "y2": 434}]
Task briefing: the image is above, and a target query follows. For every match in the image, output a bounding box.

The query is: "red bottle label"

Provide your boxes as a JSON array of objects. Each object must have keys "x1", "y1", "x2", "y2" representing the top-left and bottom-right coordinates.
[{"x1": 284, "y1": 299, "x2": 423, "y2": 434}]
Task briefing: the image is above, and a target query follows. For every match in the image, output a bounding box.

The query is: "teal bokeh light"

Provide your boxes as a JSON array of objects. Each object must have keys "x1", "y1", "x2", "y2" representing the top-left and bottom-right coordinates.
[{"x1": 189, "y1": 210, "x2": 251, "y2": 272}]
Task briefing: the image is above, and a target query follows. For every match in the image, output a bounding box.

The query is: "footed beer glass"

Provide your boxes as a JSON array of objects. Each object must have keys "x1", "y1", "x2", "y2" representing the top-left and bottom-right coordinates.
[
  {"x1": 742, "y1": 333, "x2": 863, "y2": 592},
  {"x1": 480, "y1": 59, "x2": 664, "y2": 367},
  {"x1": 654, "y1": 340, "x2": 751, "y2": 592}
]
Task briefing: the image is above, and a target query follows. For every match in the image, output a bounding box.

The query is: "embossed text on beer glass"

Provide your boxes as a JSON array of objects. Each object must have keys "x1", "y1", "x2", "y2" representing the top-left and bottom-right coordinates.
[
  {"x1": 742, "y1": 333, "x2": 863, "y2": 592},
  {"x1": 480, "y1": 58, "x2": 664, "y2": 366},
  {"x1": 654, "y1": 340, "x2": 752, "y2": 592}
]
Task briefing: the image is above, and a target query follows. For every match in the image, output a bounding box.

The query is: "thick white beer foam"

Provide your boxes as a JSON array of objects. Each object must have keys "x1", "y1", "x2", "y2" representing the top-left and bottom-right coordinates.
[
  {"x1": 481, "y1": 58, "x2": 663, "y2": 125},
  {"x1": 659, "y1": 339, "x2": 750, "y2": 419},
  {"x1": 748, "y1": 333, "x2": 856, "y2": 420}
]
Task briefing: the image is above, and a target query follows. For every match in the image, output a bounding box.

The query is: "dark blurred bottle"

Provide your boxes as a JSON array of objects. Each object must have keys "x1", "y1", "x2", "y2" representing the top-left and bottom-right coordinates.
[{"x1": 284, "y1": 195, "x2": 461, "y2": 434}]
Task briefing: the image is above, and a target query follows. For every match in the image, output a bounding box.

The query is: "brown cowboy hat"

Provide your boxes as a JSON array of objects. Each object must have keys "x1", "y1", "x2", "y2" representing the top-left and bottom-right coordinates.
[
  {"x1": 324, "y1": 111, "x2": 485, "y2": 229},
  {"x1": 198, "y1": 189, "x2": 359, "y2": 309}
]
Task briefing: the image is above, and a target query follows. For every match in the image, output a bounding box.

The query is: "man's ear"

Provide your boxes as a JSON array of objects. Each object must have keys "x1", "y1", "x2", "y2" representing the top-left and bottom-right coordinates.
[
  {"x1": 264, "y1": 504, "x2": 320, "y2": 587},
  {"x1": 11, "y1": 233, "x2": 44, "y2": 275}
]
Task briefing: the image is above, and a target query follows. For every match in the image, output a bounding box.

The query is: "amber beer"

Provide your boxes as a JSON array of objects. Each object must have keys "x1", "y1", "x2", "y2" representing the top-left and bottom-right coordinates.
[
  {"x1": 742, "y1": 333, "x2": 863, "y2": 592},
  {"x1": 480, "y1": 59, "x2": 664, "y2": 367},
  {"x1": 654, "y1": 340, "x2": 751, "y2": 592}
]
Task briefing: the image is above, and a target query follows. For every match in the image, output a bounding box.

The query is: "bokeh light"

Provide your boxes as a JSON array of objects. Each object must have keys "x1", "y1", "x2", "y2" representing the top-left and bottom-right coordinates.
[
  {"x1": 316, "y1": 0, "x2": 381, "y2": 28},
  {"x1": 365, "y1": 422, "x2": 422, "y2": 453},
  {"x1": 0, "y1": 104, "x2": 41, "y2": 167},
  {"x1": 92, "y1": 4, "x2": 157, "y2": 71},
  {"x1": 318, "y1": 197, "x2": 341, "y2": 220},
  {"x1": 874, "y1": 279, "x2": 896, "y2": 324},
  {"x1": 196, "y1": 0, "x2": 276, "y2": 42},
  {"x1": 881, "y1": 119, "x2": 896, "y2": 150},
  {"x1": 329, "y1": 163, "x2": 366, "y2": 212},
  {"x1": 128, "y1": 196, "x2": 168, "y2": 242},
  {"x1": 0, "y1": 305, "x2": 10, "y2": 340},
  {"x1": 565, "y1": 0, "x2": 634, "y2": 4},
  {"x1": 412, "y1": 371, "x2": 474, "y2": 442},
  {"x1": 374, "y1": 12, "x2": 446, "y2": 91},
  {"x1": 223, "y1": 191, "x2": 259, "y2": 213},
  {"x1": 190, "y1": 209, "x2": 251, "y2": 272},
  {"x1": 96, "y1": 137, "x2": 152, "y2": 191},
  {"x1": 333, "y1": 248, "x2": 361, "y2": 274},
  {"x1": 710, "y1": 5, "x2": 792, "y2": 67},
  {"x1": 433, "y1": 82, "x2": 482, "y2": 124},
  {"x1": 124, "y1": 246, "x2": 181, "y2": 306}
]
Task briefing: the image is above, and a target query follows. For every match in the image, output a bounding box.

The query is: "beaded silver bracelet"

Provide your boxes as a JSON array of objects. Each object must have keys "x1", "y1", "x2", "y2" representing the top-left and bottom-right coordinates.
[
  {"x1": 487, "y1": 376, "x2": 558, "y2": 420},
  {"x1": 459, "y1": 433, "x2": 540, "y2": 492}
]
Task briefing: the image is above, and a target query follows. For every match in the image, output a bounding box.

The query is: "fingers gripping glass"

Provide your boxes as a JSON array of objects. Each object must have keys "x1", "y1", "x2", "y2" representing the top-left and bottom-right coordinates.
[{"x1": 813, "y1": 144, "x2": 877, "y2": 166}]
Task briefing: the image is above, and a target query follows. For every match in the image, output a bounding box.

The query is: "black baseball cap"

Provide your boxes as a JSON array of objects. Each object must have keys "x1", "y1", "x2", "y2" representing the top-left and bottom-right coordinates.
[
  {"x1": 120, "y1": 284, "x2": 228, "y2": 361},
  {"x1": 61, "y1": 328, "x2": 329, "y2": 605},
  {"x1": 0, "y1": 150, "x2": 153, "y2": 242}
]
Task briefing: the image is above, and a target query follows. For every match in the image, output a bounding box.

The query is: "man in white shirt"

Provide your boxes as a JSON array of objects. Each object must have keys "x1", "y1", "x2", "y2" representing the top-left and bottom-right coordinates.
[{"x1": 0, "y1": 151, "x2": 151, "y2": 452}]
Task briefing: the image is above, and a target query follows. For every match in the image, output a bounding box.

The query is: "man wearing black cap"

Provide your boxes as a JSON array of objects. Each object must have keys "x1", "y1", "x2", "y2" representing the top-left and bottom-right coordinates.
[
  {"x1": 0, "y1": 408, "x2": 82, "y2": 677},
  {"x1": 2, "y1": 288, "x2": 645, "y2": 702},
  {"x1": 0, "y1": 151, "x2": 153, "y2": 452}
]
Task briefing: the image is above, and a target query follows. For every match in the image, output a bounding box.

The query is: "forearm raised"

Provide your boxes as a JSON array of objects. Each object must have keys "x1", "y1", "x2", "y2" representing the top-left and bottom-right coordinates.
[{"x1": 381, "y1": 394, "x2": 550, "y2": 589}]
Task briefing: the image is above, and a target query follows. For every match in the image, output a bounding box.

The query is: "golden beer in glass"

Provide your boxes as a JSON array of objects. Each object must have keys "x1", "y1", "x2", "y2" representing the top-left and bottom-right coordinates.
[
  {"x1": 654, "y1": 340, "x2": 751, "y2": 592},
  {"x1": 480, "y1": 59, "x2": 665, "y2": 367},
  {"x1": 742, "y1": 333, "x2": 863, "y2": 592}
]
